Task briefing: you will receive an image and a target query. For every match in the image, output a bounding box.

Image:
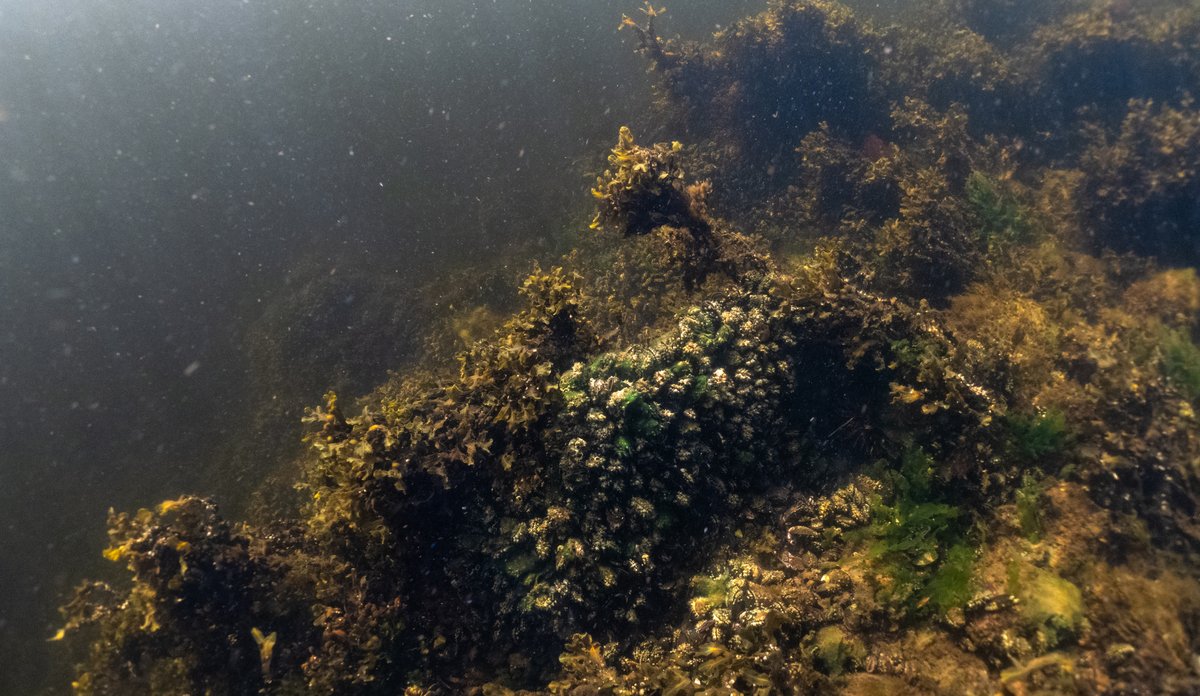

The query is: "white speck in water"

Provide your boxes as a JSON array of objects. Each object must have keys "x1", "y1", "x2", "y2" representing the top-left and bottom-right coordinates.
[{"x1": 183, "y1": 361, "x2": 201, "y2": 377}]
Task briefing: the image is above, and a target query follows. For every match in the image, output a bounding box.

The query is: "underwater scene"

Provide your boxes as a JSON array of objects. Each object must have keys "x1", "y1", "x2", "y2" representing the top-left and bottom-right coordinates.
[{"x1": 4, "y1": 0, "x2": 1200, "y2": 693}]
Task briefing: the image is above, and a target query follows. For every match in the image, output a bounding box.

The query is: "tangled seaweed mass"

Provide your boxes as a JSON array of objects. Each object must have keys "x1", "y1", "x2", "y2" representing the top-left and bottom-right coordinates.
[{"x1": 55, "y1": 1, "x2": 1200, "y2": 694}]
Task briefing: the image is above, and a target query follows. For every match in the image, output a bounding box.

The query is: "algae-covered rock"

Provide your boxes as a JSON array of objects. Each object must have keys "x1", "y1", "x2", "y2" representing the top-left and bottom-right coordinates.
[
  {"x1": 931, "y1": 0, "x2": 1085, "y2": 48},
  {"x1": 1025, "y1": 4, "x2": 1200, "y2": 134},
  {"x1": 626, "y1": 0, "x2": 889, "y2": 167},
  {"x1": 1080, "y1": 100, "x2": 1200, "y2": 264}
]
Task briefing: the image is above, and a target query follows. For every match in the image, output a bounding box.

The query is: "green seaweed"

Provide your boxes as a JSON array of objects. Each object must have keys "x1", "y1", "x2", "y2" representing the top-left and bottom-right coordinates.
[
  {"x1": 966, "y1": 171, "x2": 1035, "y2": 249},
  {"x1": 925, "y1": 542, "x2": 976, "y2": 613},
  {"x1": 621, "y1": 391, "x2": 663, "y2": 439},
  {"x1": 1162, "y1": 329, "x2": 1200, "y2": 402},
  {"x1": 862, "y1": 447, "x2": 974, "y2": 616},
  {"x1": 1006, "y1": 409, "x2": 1072, "y2": 463},
  {"x1": 889, "y1": 337, "x2": 938, "y2": 372}
]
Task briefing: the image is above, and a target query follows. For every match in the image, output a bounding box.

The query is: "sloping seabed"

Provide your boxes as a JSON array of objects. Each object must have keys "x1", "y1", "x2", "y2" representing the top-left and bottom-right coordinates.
[{"x1": 53, "y1": 1, "x2": 1200, "y2": 694}]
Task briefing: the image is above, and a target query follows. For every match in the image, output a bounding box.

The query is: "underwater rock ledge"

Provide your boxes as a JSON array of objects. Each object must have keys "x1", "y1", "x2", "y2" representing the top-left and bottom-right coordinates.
[{"x1": 56, "y1": 1, "x2": 1200, "y2": 694}]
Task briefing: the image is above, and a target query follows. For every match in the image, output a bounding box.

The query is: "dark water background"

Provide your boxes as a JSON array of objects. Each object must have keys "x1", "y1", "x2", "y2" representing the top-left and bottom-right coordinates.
[{"x1": 0, "y1": 0, "x2": 780, "y2": 692}]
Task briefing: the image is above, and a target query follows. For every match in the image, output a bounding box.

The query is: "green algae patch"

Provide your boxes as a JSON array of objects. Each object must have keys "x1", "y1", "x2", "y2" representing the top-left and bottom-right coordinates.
[
  {"x1": 1005, "y1": 409, "x2": 1072, "y2": 464},
  {"x1": 924, "y1": 543, "x2": 976, "y2": 612},
  {"x1": 811, "y1": 626, "x2": 866, "y2": 676},
  {"x1": 689, "y1": 572, "x2": 734, "y2": 614},
  {"x1": 966, "y1": 171, "x2": 1037, "y2": 249},
  {"x1": 1014, "y1": 567, "x2": 1086, "y2": 648}
]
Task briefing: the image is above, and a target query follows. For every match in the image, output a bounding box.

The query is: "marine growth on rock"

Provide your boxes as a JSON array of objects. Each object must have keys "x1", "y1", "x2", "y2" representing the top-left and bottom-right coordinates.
[{"x1": 56, "y1": 2, "x2": 1200, "y2": 695}]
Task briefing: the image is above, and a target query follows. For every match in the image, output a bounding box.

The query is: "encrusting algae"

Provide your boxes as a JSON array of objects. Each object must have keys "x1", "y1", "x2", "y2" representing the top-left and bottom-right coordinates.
[{"x1": 53, "y1": 1, "x2": 1200, "y2": 694}]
